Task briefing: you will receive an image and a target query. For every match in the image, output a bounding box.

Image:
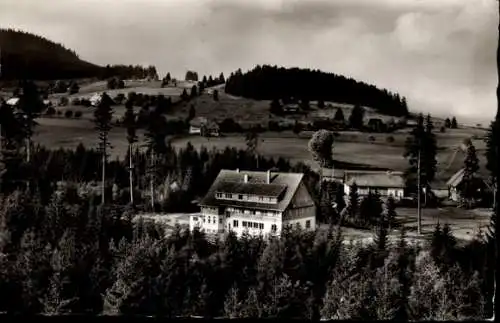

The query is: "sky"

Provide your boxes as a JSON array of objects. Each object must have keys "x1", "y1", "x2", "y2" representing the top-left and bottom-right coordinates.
[{"x1": 0, "y1": 0, "x2": 498, "y2": 123}]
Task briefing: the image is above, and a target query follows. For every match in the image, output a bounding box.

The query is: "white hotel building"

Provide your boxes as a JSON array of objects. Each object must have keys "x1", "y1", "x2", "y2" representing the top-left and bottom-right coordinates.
[{"x1": 190, "y1": 169, "x2": 317, "y2": 237}]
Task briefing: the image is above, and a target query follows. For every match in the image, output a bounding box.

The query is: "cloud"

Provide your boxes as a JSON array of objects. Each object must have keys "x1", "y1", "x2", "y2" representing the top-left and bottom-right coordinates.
[{"x1": 0, "y1": 0, "x2": 497, "y2": 122}]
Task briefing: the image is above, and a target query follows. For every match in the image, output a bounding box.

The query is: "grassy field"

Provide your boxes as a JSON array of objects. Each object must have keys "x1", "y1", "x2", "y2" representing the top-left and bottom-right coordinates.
[{"x1": 29, "y1": 80, "x2": 490, "y2": 187}]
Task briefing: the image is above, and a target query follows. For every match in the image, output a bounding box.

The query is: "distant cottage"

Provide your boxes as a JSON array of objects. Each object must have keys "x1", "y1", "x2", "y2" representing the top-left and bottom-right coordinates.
[
  {"x1": 446, "y1": 168, "x2": 488, "y2": 202},
  {"x1": 343, "y1": 170, "x2": 406, "y2": 200},
  {"x1": 189, "y1": 117, "x2": 220, "y2": 137},
  {"x1": 190, "y1": 169, "x2": 317, "y2": 237}
]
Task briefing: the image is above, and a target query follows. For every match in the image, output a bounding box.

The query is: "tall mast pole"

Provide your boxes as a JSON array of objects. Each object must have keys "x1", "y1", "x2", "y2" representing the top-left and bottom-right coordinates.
[{"x1": 417, "y1": 143, "x2": 422, "y2": 235}]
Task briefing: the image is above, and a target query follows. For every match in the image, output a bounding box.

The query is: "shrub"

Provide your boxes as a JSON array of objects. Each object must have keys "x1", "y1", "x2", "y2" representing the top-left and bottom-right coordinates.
[
  {"x1": 59, "y1": 97, "x2": 69, "y2": 106},
  {"x1": 71, "y1": 98, "x2": 81, "y2": 106},
  {"x1": 440, "y1": 126, "x2": 446, "y2": 133},
  {"x1": 56, "y1": 110, "x2": 62, "y2": 116},
  {"x1": 45, "y1": 107, "x2": 56, "y2": 116},
  {"x1": 74, "y1": 111, "x2": 83, "y2": 118},
  {"x1": 65, "y1": 110, "x2": 73, "y2": 118},
  {"x1": 386, "y1": 136, "x2": 395, "y2": 143},
  {"x1": 368, "y1": 135, "x2": 376, "y2": 143}
]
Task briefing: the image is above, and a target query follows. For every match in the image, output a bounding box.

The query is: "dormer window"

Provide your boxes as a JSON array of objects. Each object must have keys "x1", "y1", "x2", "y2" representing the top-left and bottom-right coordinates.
[{"x1": 216, "y1": 193, "x2": 223, "y2": 198}]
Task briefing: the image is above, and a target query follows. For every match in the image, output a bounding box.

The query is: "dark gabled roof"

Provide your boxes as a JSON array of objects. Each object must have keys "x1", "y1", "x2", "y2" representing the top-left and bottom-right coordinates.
[
  {"x1": 199, "y1": 169, "x2": 304, "y2": 211},
  {"x1": 215, "y1": 181, "x2": 287, "y2": 197}
]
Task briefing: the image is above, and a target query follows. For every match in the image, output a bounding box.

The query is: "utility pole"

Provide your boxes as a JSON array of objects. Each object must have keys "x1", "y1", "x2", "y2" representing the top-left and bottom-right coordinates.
[{"x1": 417, "y1": 145, "x2": 422, "y2": 235}]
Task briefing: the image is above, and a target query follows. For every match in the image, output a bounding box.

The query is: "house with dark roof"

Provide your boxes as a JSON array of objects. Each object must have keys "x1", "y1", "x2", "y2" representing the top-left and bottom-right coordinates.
[
  {"x1": 191, "y1": 169, "x2": 316, "y2": 237},
  {"x1": 343, "y1": 170, "x2": 406, "y2": 200},
  {"x1": 189, "y1": 116, "x2": 220, "y2": 137},
  {"x1": 446, "y1": 168, "x2": 488, "y2": 202}
]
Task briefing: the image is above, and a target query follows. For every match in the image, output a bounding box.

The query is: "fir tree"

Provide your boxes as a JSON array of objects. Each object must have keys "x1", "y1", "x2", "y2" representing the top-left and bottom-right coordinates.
[
  {"x1": 462, "y1": 142, "x2": 480, "y2": 208},
  {"x1": 334, "y1": 107, "x2": 345, "y2": 123},
  {"x1": 348, "y1": 182, "x2": 359, "y2": 221},
  {"x1": 123, "y1": 99, "x2": 137, "y2": 204},
  {"x1": 348, "y1": 104, "x2": 365, "y2": 129},
  {"x1": 93, "y1": 92, "x2": 114, "y2": 205}
]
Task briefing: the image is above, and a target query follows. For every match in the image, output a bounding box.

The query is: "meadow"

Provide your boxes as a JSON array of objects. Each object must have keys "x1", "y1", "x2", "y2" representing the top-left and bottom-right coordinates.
[{"x1": 32, "y1": 80, "x2": 490, "y2": 188}]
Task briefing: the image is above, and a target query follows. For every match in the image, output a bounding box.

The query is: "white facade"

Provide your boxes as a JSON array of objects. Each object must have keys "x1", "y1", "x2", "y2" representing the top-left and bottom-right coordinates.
[
  {"x1": 190, "y1": 170, "x2": 316, "y2": 238},
  {"x1": 344, "y1": 184, "x2": 404, "y2": 200}
]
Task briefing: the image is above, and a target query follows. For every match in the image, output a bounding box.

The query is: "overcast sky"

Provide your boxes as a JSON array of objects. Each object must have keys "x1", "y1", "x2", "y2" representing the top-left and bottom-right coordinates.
[{"x1": 0, "y1": 0, "x2": 497, "y2": 122}]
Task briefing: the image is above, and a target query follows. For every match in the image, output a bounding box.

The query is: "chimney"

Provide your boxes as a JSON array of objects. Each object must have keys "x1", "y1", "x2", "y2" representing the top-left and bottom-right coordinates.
[
  {"x1": 244, "y1": 174, "x2": 248, "y2": 183},
  {"x1": 267, "y1": 170, "x2": 271, "y2": 184}
]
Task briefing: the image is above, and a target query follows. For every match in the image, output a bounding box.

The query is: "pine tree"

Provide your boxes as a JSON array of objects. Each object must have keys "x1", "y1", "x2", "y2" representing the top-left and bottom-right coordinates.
[
  {"x1": 123, "y1": 99, "x2": 137, "y2": 204},
  {"x1": 16, "y1": 80, "x2": 43, "y2": 164},
  {"x1": 360, "y1": 191, "x2": 383, "y2": 226},
  {"x1": 403, "y1": 114, "x2": 436, "y2": 195},
  {"x1": 422, "y1": 114, "x2": 438, "y2": 198},
  {"x1": 386, "y1": 196, "x2": 397, "y2": 230},
  {"x1": 93, "y1": 92, "x2": 114, "y2": 205},
  {"x1": 348, "y1": 104, "x2": 364, "y2": 129},
  {"x1": 348, "y1": 182, "x2": 359, "y2": 221},
  {"x1": 188, "y1": 105, "x2": 196, "y2": 121},
  {"x1": 451, "y1": 117, "x2": 458, "y2": 129},
  {"x1": 462, "y1": 142, "x2": 480, "y2": 208},
  {"x1": 144, "y1": 110, "x2": 168, "y2": 210},
  {"x1": 445, "y1": 118, "x2": 451, "y2": 128},
  {"x1": 334, "y1": 107, "x2": 345, "y2": 124},
  {"x1": 190, "y1": 85, "x2": 198, "y2": 98},
  {"x1": 180, "y1": 89, "x2": 189, "y2": 101}
]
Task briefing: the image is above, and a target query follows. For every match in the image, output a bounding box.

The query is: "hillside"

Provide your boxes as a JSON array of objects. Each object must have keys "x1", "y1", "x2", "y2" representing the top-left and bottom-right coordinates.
[
  {"x1": 0, "y1": 29, "x2": 104, "y2": 80},
  {"x1": 225, "y1": 65, "x2": 409, "y2": 117}
]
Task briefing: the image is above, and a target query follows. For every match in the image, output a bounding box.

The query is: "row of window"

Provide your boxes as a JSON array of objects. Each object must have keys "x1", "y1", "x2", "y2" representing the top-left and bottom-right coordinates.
[
  {"x1": 215, "y1": 192, "x2": 278, "y2": 204},
  {"x1": 193, "y1": 216, "x2": 222, "y2": 224},
  {"x1": 232, "y1": 220, "x2": 277, "y2": 232},
  {"x1": 226, "y1": 208, "x2": 280, "y2": 217}
]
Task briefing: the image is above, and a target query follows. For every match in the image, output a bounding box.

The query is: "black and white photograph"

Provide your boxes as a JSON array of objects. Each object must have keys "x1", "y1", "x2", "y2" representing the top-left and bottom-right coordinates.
[{"x1": 0, "y1": 0, "x2": 498, "y2": 320}]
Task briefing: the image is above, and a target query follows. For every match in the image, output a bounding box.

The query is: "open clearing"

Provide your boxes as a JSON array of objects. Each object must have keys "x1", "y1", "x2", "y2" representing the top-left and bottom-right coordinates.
[{"x1": 31, "y1": 80, "x2": 489, "y2": 186}]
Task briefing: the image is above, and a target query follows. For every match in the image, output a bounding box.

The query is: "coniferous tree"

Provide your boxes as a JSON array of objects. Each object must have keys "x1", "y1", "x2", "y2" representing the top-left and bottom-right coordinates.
[
  {"x1": 360, "y1": 191, "x2": 383, "y2": 226},
  {"x1": 93, "y1": 92, "x2": 114, "y2": 205},
  {"x1": 213, "y1": 89, "x2": 219, "y2": 101},
  {"x1": 386, "y1": 196, "x2": 397, "y2": 230},
  {"x1": 144, "y1": 110, "x2": 168, "y2": 210},
  {"x1": 188, "y1": 105, "x2": 196, "y2": 121},
  {"x1": 334, "y1": 108, "x2": 345, "y2": 124},
  {"x1": 317, "y1": 100, "x2": 325, "y2": 109},
  {"x1": 245, "y1": 130, "x2": 259, "y2": 169},
  {"x1": 180, "y1": 89, "x2": 189, "y2": 101},
  {"x1": 123, "y1": 99, "x2": 137, "y2": 204},
  {"x1": 422, "y1": 114, "x2": 437, "y2": 200},
  {"x1": 219, "y1": 72, "x2": 225, "y2": 84},
  {"x1": 348, "y1": 104, "x2": 364, "y2": 130},
  {"x1": 17, "y1": 80, "x2": 43, "y2": 164},
  {"x1": 348, "y1": 182, "x2": 359, "y2": 221},
  {"x1": 445, "y1": 118, "x2": 451, "y2": 128},
  {"x1": 461, "y1": 142, "x2": 480, "y2": 208},
  {"x1": 451, "y1": 117, "x2": 458, "y2": 129},
  {"x1": 190, "y1": 85, "x2": 198, "y2": 98},
  {"x1": 403, "y1": 113, "x2": 436, "y2": 196}
]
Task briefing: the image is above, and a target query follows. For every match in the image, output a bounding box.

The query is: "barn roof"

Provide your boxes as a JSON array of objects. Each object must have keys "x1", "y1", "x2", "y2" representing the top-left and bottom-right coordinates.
[{"x1": 199, "y1": 169, "x2": 304, "y2": 211}]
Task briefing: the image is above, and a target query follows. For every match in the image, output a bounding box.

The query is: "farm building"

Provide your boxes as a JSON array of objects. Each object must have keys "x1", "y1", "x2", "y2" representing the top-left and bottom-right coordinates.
[
  {"x1": 446, "y1": 168, "x2": 489, "y2": 202},
  {"x1": 343, "y1": 170, "x2": 406, "y2": 200},
  {"x1": 189, "y1": 117, "x2": 220, "y2": 137},
  {"x1": 5, "y1": 97, "x2": 19, "y2": 107},
  {"x1": 90, "y1": 93, "x2": 104, "y2": 107},
  {"x1": 190, "y1": 169, "x2": 317, "y2": 237},
  {"x1": 282, "y1": 104, "x2": 300, "y2": 113}
]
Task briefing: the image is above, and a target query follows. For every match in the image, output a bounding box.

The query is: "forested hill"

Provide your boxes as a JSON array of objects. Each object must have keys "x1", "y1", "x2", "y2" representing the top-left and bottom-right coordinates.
[
  {"x1": 225, "y1": 65, "x2": 409, "y2": 117},
  {"x1": 0, "y1": 29, "x2": 103, "y2": 80}
]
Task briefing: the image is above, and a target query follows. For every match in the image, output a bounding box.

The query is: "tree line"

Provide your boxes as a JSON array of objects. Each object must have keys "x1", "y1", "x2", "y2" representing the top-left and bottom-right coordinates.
[
  {"x1": 0, "y1": 188, "x2": 495, "y2": 319},
  {"x1": 225, "y1": 65, "x2": 409, "y2": 117}
]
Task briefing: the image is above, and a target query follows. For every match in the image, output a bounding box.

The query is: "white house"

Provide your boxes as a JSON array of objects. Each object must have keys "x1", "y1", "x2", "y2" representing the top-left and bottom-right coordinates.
[
  {"x1": 189, "y1": 116, "x2": 220, "y2": 137},
  {"x1": 190, "y1": 169, "x2": 317, "y2": 237},
  {"x1": 343, "y1": 170, "x2": 405, "y2": 200},
  {"x1": 90, "y1": 93, "x2": 103, "y2": 107},
  {"x1": 6, "y1": 97, "x2": 19, "y2": 107}
]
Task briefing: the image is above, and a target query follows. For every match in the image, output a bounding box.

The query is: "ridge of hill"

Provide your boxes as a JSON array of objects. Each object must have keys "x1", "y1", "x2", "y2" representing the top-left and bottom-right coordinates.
[
  {"x1": 0, "y1": 28, "x2": 104, "y2": 80},
  {"x1": 225, "y1": 65, "x2": 409, "y2": 117}
]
